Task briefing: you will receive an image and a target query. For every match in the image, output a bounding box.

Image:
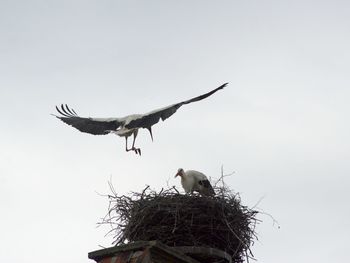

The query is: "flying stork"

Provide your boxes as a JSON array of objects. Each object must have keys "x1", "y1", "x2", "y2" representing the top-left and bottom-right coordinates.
[
  {"x1": 53, "y1": 83, "x2": 227, "y2": 155},
  {"x1": 175, "y1": 168, "x2": 215, "y2": 196}
]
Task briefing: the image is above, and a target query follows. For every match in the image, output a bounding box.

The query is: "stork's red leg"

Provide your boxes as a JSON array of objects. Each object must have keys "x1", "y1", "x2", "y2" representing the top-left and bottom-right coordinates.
[
  {"x1": 131, "y1": 133, "x2": 141, "y2": 155},
  {"x1": 125, "y1": 136, "x2": 137, "y2": 154},
  {"x1": 125, "y1": 137, "x2": 131, "y2": 152}
]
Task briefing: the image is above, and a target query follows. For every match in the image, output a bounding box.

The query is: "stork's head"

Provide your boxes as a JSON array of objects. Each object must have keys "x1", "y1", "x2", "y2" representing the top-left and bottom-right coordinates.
[{"x1": 175, "y1": 168, "x2": 185, "y2": 178}]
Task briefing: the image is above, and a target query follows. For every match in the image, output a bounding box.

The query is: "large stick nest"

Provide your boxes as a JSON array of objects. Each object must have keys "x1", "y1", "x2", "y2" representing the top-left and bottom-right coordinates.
[{"x1": 101, "y1": 182, "x2": 258, "y2": 263}]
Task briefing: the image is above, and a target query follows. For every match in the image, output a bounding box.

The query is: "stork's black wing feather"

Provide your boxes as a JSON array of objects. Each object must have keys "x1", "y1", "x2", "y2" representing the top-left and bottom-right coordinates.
[
  {"x1": 198, "y1": 180, "x2": 211, "y2": 188},
  {"x1": 125, "y1": 83, "x2": 227, "y2": 129},
  {"x1": 54, "y1": 104, "x2": 122, "y2": 135},
  {"x1": 198, "y1": 179, "x2": 215, "y2": 196},
  {"x1": 181, "y1": 82, "x2": 228, "y2": 105}
]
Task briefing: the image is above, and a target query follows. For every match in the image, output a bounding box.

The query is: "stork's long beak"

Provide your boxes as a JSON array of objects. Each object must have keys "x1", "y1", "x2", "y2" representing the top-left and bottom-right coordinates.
[
  {"x1": 174, "y1": 172, "x2": 179, "y2": 178},
  {"x1": 147, "y1": 127, "x2": 153, "y2": 141}
]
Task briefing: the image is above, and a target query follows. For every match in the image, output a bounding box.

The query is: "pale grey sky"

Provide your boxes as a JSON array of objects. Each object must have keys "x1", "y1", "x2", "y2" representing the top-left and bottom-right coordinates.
[{"x1": 1, "y1": 1, "x2": 349, "y2": 262}]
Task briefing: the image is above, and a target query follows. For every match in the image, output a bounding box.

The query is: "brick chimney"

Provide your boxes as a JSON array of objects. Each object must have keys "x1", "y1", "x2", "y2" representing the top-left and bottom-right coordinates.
[{"x1": 88, "y1": 241, "x2": 200, "y2": 263}]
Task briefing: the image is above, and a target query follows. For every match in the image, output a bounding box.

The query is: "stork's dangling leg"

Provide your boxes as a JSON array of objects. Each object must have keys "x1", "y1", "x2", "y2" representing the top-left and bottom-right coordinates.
[
  {"x1": 124, "y1": 130, "x2": 140, "y2": 155},
  {"x1": 125, "y1": 136, "x2": 141, "y2": 155},
  {"x1": 125, "y1": 136, "x2": 131, "y2": 152},
  {"x1": 131, "y1": 130, "x2": 141, "y2": 155}
]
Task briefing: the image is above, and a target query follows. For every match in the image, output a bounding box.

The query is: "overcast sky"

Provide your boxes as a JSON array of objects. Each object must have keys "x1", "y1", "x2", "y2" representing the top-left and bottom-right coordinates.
[{"x1": 1, "y1": 1, "x2": 349, "y2": 262}]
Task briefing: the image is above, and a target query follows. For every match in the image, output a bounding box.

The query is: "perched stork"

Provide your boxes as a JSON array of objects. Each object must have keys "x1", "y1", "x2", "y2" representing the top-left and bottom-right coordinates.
[
  {"x1": 53, "y1": 83, "x2": 227, "y2": 155},
  {"x1": 175, "y1": 168, "x2": 215, "y2": 196}
]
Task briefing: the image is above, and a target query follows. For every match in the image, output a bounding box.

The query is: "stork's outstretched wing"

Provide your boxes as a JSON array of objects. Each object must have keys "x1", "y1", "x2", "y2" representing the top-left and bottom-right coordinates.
[
  {"x1": 125, "y1": 83, "x2": 227, "y2": 130},
  {"x1": 54, "y1": 104, "x2": 122, "y2": 135}
]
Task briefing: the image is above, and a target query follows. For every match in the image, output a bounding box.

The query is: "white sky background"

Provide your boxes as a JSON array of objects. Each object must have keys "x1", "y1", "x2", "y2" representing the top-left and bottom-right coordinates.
[{"x1": 1, "y1": 0, "x2": 349, "y2": 262}]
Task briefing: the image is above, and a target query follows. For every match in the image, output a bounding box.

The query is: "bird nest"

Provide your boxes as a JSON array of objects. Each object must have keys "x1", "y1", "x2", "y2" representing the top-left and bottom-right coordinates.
[{"x1": 100, "y1": 184, "x2": 259, "y2": 263}]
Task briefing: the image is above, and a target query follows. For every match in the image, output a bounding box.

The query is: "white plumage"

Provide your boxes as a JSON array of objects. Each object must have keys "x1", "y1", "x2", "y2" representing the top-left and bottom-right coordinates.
[{"x1": 175, "y1": 168, "x2": 215, "y2": 196}]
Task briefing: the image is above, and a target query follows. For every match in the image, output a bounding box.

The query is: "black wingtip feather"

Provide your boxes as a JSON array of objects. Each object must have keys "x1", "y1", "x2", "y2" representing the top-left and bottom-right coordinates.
[
  {"x1": 220, "y1": 82, "x2": 229, "y2": 89},
  {"x1": 181, "y1": 83, "x2": 227, "y2": 106},
  {"x1": 56, "y1": 104, "x2": 78, "y2": 117},
  {"x1": 64, "y1": 104, "x2": 77, "y2": 116},
  {"x1": 60, "y1": 104, "x2": 68, "y2": 115},
  {"x1": 70, "y1": 107, "x2": 78, "y2": 115},
  {"x1": 56, "y1": 105, "x2": 70, "y2": 117},
  {"x1": 214, "y1": 82, "x2": 228, "y2": 91}
]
